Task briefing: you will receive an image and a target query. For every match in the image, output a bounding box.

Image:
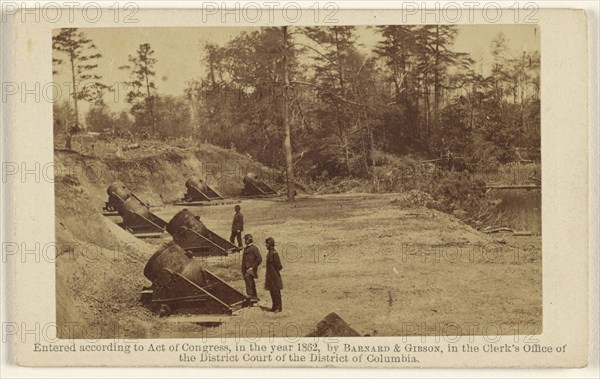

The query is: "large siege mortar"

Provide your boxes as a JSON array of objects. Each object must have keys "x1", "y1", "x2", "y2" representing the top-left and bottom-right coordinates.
[
  {"x1": 141, "y1": 242, "x2": 250, "y2": 316},
  {"x1": 103, "y1": 181, "x2": 150, "y2": 213},
  {"x1": 240, "y1": 172, "x2": 277, "y2": 197},
  {"x1": 182, "y1": 176, "x2": 224, "y2": 202},
  {"x1": 103, "y1": 182, "x2": 167, "y2": 237},
  {"x1": 173, "y1": 176, "x2": 233, "y2": 206},
  {"x1": 167, "y1": 209, "x2": 237, "y2": 256}
]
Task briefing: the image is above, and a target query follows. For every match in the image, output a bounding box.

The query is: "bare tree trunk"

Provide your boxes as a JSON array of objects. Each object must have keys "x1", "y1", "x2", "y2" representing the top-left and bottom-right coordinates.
[
  {"x1": 424, "y1": 82, "x2": 430, "y2": 137},
  {"x1": 415, "y1": 77, "x2": 421, "y2": 139},
  {"x1": 369, "y1": 121, "x2": 375, "y2": 166},
  {"x1": 69, "y1": 53, "x2": 79, "y2": 124},
  {"x1": 143, "y1": 59, "x2": 156, "y2": 133},
  {"x1": 282, "y1": 26, "x2": 295, "y2": 202},
  {"x1": 520, "y1": 52, "x2": 526, "y2": 144},
  {"x1": 343, "y1": 138, "x2": 351, "y2": 175},
  {"x1": 433, "y1": 25, "x2": 441, "y2": 148}
]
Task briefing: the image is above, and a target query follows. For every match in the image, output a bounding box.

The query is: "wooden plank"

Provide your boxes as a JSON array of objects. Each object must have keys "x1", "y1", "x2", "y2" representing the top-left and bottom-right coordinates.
[
  {"x1": 173, "y1": 200, "x2": 236, "y2": 207},
  {"x1": 131, "y1": 192, "x2": 151, "y2": 208},
  {"x1": 238, "y1": 193, "x2": 280, "y2": 199},
  {"x1": 131, "y1": 231, "x2": 166, "y2": 238},
  {"x1": 249, "y1": 181, "x2": 268, "y2": 195},
  {"x1": 176, "y1": 273, "x2": 233, "y2": 311},
  {"x1": 513, "y1": 230, "x2": 533, "y2": 236},
  {"x1": 204, "y1": 230, "x2": 237, "y2": 251},
  {"x1": 199, "y1": 186, "x2": 224, "y2": 201},
  {"x1": 191, "y1": 185, "x2": 213, "y2": 201},
  {"x1": 203, "y1": 269, "x2": 247, "y2": 306},
  {"x1": 486, "y1": 184, "x2": 540, "y2": 190},
  {"x1": 152, "y1": 274, "x2": 233, "y2": 315},
  {"x1": 174, "y1": 227, "x2": 229, "y2": 256},
  {"x1": 127, "y1": 212, "x2": 166, "y2": 233},
  {"x1": 167, "y1": 315, "x2": 229, "y2": 324},
  {"x1": 259, "y1": 181, "x2": 277, "y2": 194},
  {"x1": 207, "y1": 185, "x2": 225, "y2": 200},
  {"x1": 143, "y1": 214, "x2": 166, "y2": 230},
  {"x1": 482, "y1": 227, "x2": 512, "y2": 234}
]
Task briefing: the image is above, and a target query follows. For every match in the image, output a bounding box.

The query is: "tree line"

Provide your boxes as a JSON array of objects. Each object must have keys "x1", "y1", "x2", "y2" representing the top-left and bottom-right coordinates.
[{"x1": 53, "y1": 26, "x2": 540, "y2": 199}]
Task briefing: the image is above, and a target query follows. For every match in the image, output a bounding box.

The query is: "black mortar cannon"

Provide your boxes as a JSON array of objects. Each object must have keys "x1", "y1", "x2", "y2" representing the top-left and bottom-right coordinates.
[
  {"x1": 183, "y1": 176, "x2": 224, "y2": 202},
  {"x1": 167, "y1": 209, "x2": 237, "y2": 256},
  {"x1": 241, "y1": 172, "x2": 277, "y2": 197},
  {"x1": 141, "y1": 242, "x2": 250, "y2": 317},
  {"x1": 103, "y1": 181, "x2": 150, "y2": 213},
  {"x1": 103, "y1": 182, "x2": 167, "y2": 237}
]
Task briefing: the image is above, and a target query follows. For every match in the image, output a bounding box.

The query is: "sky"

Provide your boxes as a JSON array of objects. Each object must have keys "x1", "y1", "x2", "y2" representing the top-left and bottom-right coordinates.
[{"x1": 52, "y1": 24, "x2": 539, "y2": 111}]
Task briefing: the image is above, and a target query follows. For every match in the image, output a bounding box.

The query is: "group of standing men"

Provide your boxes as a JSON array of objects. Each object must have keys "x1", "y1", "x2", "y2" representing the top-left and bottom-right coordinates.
[{"x1": 230, "y1": 205, "x2": 283, "y2": 313}]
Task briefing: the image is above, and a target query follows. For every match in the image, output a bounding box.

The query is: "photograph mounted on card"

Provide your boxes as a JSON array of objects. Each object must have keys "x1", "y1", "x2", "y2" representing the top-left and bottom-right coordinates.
[{"x1": 7, "y1": 7, "x2": 589, "y2": 368}]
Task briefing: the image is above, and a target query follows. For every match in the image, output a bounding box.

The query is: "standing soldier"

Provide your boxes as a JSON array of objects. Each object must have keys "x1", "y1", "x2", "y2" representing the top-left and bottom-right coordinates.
[
  {"x1": 264, "y1": 237, "x2": 283, "y2": 312},
  {"x1": 241, "y1": 234, "x2": 262, "y2": 302},
  {"x1": 66, "y1": 122, "x2": 80, "y2": 150},
  {"x1": 230, "y1": 204, "x2": 244, "y2": 249}
]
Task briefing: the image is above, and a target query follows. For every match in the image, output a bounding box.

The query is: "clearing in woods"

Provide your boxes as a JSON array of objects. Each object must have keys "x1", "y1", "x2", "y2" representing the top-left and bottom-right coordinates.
[{"x1": 95, "y1": 193, "x2": 541, "y2": 338}]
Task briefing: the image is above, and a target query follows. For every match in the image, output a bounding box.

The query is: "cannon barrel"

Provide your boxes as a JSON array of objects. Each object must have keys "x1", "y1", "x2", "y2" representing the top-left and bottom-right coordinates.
[
  {"x1": 241, "y1": 172, "x2": 277, "y2": 196},
  {"x1": 107, "y1": 181, "x2": 132, "y2": 201},
  {"x1": 121, "y1": 196, "x2": 151, "y2": 219},
  {"x1": 185, "y1": 176, "x2": 208, "y2": 192},
  {"x1": 243, "y1": 172, "x2": 259, "y2": 186},
  {"x1": 144, "y1": 242, "x2": 190, "y2": 282},
  {"x1": 166, "y1": 209, "x2": 208, "y2": 237},
  {"x1": 143, "y1": 242, "x2": 206, "y2": 287}
]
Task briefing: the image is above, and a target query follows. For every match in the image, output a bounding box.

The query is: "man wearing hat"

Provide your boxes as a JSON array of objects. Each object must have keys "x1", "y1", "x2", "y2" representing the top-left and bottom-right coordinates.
[
  {"x1": 230, "y1": 204, "x2": 244, "y2": 249},
  {"x1": 241, "y1": 234, "x2": 262, "y2": 301},
  {"x1": 264, "y1": 237, "x2": 283, "y2": 312}
]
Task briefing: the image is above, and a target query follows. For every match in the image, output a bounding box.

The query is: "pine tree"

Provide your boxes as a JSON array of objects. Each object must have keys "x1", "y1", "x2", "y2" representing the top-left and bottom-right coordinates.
[
  {"x1": 52, "y1": 28, "x2": 104, "y2": 124},
  {"x1": 120, "y1": 43, "x2": 157, "y2": 132}
]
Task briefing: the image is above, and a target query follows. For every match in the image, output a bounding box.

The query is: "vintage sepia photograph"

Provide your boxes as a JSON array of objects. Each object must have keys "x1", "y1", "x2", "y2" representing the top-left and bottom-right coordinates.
[{"x1": 51, "y1": 24, "x2": 542, "y2": 341}]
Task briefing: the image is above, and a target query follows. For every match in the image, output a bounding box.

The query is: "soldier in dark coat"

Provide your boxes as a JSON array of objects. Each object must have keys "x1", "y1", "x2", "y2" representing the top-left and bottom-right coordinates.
[
  {"x1": 241, "y1": 234, "x2": 262, "y2": 301},
  {"x1": 66, "y1": 122, "x2": 80, "y2": 150},
  {"x1": 230, "y1": 205, "x2": 244, "y2": 248},
  {"x1": 264, "y1": 237, "x2": 283, "y2": 312}
]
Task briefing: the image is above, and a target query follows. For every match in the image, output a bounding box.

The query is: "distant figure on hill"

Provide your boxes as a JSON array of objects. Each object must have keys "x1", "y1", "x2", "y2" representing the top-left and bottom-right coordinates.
[
  {"x1": 230, "y1": 204, "x2": 244, "y2": 248},
  {"x1": 66, "y1": 122, "x2": 80, "y2": 150}
]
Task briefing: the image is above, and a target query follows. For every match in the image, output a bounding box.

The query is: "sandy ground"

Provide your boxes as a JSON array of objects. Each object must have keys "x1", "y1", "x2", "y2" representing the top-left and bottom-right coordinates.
[
  {"x1": 54, "y1": 143, "x2": 541, "y2": 339},
  {"x1": 85, "y1": 193, "x2": 540, "y2": 339}
]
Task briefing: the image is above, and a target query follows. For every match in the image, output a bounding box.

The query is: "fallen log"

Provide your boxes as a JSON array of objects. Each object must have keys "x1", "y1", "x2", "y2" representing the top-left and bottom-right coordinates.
[
  {"x1": 483, "y1": 227, "x2": 513, "y2": 234},
  {"x1": 513, "y1": 230, "x2": 533, "y2": 236}
]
